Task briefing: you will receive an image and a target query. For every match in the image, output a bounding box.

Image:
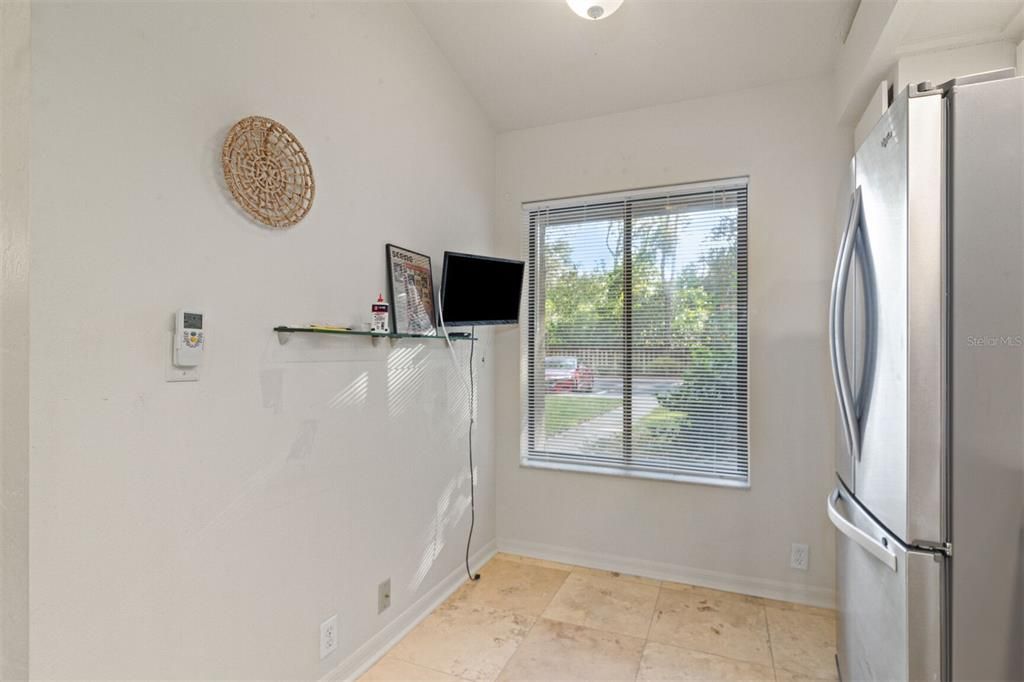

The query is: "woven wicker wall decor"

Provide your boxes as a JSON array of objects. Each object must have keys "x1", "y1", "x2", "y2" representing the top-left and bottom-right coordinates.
[{"x1": 222, "y1": 116, "x2": 315, "y2": 228}]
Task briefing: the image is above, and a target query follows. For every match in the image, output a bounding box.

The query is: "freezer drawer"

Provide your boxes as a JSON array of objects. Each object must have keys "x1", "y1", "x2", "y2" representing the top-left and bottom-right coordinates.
[{"x1": 830, "y1": 484, "x2": 944, "y2": 681}]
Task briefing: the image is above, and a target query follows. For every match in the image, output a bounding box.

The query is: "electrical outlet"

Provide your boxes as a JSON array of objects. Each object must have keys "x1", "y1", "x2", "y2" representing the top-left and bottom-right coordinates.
[
  {"x1": 378, "y1": 578, "x2": 391, "y2": 614},
  {"x1": 790, "y1": 543, "x2": 809, "y2": 571},
  {"x1": 320, "y1": 614, "x2": 338, "y2": 660}
]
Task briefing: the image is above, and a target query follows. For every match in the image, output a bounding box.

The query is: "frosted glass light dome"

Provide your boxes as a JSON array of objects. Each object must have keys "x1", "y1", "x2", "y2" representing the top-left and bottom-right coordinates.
[{"x1": 566, "y1": 0, "x2": 623, "y2": 20}]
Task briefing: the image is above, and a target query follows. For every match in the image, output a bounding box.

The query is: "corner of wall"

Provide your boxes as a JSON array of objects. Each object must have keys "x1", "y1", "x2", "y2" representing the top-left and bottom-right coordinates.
[
  {"x1": 322, "y1": 541, "x2": 498, "y2": 681},
  {"x1": 893, "y1": 40, "x2": 1017, "y2": 94}
]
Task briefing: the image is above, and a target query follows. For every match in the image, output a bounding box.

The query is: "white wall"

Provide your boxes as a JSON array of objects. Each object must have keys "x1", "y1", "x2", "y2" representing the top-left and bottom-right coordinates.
[
  {"x1": 1, "y1": 1, "x2": 31, "y2": 678},
  {"x1": 854, "y1": 41, "x2": 1017, "y2": 150},
  {"x1": 854, "y1": 79, "x2": 890, "y2": 151},
  {"x1": 891, "y1": 41, "x2": 1017, "y2": 94},
  {"x1": 29, "y1": 2, "x2": 494, "y2": 679},
  {"x1": 493, "y1": 76, "x2": 851, "y2": 606}
]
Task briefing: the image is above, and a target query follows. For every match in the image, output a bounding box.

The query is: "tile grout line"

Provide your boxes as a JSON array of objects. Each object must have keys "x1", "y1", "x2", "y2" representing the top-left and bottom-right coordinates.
[
  {"x1": 542, "y1": 562, "x2": 779, "y2": 673},
  {"x1": 490, "y1": 563, "x2": 573, "y2": 681},
  {"x1": 643, "y1": 638, "x2": 786, "y2": 667},
  {"x1": 384, "y1": 556, "x2": 560, "y2": 682},
  {"x1": 643, "y1": 589, "x2": 782, "y2": 671},
  {"x1": 633, "y1": 582, "x2": 664, "y2": 682},
  {"x1": 763, "y1": 605, "x2": 841, "y2": 681},
  {"x1": 495, "y1": 562, "x2": 656, "y2": 680},
  {"x1": 380, "y1": 554, "x2": 834, "y2": 681},
  {"x1": 546, "y1": 567, "x2": 662, "y2": 642},
  {"x1": 386, "y1": 654, "x2": 478, "y2": 682},
  {"x1": 642, "y1": 582, "x2": 662, "y2": 642},
  {"x1": 546, "y1": 566, "x2": 655, "y2": 682},
  {"x1": 763, "y1": 603, "x2": 780, "y2": 681},
  {"x1": 381, "y1": 579, "x2": 491, "y2": 682}
]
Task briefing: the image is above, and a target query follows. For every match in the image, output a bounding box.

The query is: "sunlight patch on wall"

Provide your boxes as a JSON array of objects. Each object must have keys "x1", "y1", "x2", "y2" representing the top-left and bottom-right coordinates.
[
  {"x1": 387, "y1": 345, "x2": 428, "y2": 417},
  {"x1": 409, "y1": 467, "x2": 472, "y2": 591},
  {"x1": 328, "y1": 371, "x2": 369, "y2": 409}
]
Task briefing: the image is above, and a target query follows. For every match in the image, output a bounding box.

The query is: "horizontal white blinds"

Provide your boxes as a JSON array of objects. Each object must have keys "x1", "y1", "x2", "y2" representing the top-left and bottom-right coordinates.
[{"x1": 522, "y1": 179, "x2": 749, "y2": 483}]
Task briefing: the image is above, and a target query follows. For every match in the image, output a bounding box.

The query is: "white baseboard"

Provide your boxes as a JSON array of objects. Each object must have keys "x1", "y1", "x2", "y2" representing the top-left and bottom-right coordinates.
[
  {"x1": 322, "y1": 534, "x2": 831, "y2": 681},
  {"x1": 497, "y1": 538, "x2": 834, "y2": 609},
  {"x1": 323, "y1": 539, "x2": 498, "y2": 682}
]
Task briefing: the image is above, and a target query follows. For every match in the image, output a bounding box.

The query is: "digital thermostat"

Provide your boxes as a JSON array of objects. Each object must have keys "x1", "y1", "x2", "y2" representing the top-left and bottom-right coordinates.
[{"x1": 173, "y1": 308, "x2": 204, "y2": 368}]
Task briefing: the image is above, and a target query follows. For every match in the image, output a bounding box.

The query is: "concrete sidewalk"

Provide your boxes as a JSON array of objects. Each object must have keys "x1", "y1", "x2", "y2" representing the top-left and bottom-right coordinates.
[{"x1": 544, "y1": 395, "x2": 659, "y2": 453}]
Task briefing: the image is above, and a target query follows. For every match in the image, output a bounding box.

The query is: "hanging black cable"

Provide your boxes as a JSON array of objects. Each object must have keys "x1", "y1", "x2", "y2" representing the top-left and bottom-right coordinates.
[{"x1": 465, "y1": 326, "x2": 480, "y2": 581}]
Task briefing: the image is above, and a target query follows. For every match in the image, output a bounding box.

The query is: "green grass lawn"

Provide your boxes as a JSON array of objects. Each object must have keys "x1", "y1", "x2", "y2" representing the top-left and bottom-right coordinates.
[
  {"x1": 636, "y1": 405, "x2": 688, "y2": 436},
  {"x1": 544, "y1": 395, "x2": 622, "y2": 436}
]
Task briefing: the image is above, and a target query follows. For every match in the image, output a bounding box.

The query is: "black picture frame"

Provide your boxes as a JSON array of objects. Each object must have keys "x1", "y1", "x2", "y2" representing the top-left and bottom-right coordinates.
[{"x1": 385, "y1": 244, "x2": 437, "y2": 336}]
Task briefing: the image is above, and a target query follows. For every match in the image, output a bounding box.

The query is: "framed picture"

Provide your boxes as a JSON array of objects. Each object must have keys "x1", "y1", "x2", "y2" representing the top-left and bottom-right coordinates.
[{"x1": 386, "y1": 244, "x2": 437, "y2": 336}]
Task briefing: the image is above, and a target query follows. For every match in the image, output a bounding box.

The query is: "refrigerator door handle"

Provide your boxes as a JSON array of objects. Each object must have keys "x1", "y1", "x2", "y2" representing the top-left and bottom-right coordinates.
[
  {"x1": 829, "y1": 197, "x2": 851, "y2": 449},
  {"x1": 829, "y1": 186, "x2": 862, "y2": 461},
  {"x1": 828, "y1": 487, "x2": 897, "y2": 571}
]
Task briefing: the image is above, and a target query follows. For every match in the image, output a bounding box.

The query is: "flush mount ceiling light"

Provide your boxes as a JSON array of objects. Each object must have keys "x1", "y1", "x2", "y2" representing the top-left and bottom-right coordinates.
[{"x1": 566, "y1": 0, "x2": 623, "y2": 20}]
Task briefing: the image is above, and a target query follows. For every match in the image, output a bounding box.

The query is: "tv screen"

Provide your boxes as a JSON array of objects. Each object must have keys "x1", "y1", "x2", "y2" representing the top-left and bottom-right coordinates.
[{"x1": 440, "y1": 252, "x2": 525, "y2": 326}]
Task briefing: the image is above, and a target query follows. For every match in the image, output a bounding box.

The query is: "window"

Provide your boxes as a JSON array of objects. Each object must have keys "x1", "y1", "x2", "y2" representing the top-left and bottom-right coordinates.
[{"x1": 521, "y1": 178, "x2": 749, "y2": 486}]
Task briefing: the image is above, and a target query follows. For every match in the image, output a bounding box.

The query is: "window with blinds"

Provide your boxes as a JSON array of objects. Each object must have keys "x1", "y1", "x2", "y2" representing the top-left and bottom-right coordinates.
[{"x1": 521, "y1": 178, "x2": 749, "y2": 486}]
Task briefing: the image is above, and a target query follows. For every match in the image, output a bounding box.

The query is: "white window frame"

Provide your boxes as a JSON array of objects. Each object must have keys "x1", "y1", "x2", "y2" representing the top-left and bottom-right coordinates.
[{"x1": 519, "y1": 177, "x2": 750, "y2": 488}]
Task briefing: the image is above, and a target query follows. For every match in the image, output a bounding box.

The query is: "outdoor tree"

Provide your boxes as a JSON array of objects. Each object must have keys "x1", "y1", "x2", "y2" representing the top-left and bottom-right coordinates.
[{"x1": 543, "y1": 210, "x2": 741, "y2": 460}]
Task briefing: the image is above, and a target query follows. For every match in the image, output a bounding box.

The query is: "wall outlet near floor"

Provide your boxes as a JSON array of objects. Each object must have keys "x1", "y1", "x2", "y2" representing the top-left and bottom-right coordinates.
[
  {"x1": 378, "y1": 578, "x2": 391, "y2": 614},
  {"x1": 320, "y1": 614, "x2": 338, "y2": 659},
  {"x1": 790, "y1": 543, "x2": 809, "y2": 571}
]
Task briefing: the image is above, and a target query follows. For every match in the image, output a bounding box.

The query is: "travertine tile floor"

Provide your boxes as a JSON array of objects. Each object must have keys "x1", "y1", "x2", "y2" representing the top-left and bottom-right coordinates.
[{"x1": 360, "y1": 553, "x2": 837, "y2": 681}]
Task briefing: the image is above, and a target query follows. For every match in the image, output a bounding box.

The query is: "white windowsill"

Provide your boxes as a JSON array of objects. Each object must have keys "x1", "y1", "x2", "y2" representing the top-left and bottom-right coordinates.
[{"x1": 520, "y1": 457, "x2": 751, "y2": 489}]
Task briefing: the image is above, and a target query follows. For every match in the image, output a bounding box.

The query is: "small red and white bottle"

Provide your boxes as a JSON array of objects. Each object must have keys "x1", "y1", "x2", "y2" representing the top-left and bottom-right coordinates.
[{"x1": 371, "y1": 294, "x2": 390, "y2": 334}]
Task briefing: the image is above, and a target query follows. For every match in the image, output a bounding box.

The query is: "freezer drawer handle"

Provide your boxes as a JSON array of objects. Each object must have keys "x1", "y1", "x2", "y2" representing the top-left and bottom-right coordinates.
[
  {"x1": 829, "y1": 186, "x2": 863, "y2": 461},
  {"x1": 827, "y1": 488, "x2": 897, "y2": 572}
]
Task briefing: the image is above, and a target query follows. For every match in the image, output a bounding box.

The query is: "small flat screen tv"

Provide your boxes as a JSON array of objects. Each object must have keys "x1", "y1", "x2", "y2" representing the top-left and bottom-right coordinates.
[{"x1": 440, "y1": 252, "x2": 525, "y2": 326}]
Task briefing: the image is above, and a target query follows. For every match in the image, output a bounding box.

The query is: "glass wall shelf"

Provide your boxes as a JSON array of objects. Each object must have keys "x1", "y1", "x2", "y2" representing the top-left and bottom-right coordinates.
[{"x1": 273, "y1": 326, "x2": 475, "y2": 344}]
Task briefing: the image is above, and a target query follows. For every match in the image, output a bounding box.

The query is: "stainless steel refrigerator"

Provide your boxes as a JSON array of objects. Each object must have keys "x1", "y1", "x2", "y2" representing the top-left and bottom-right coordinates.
[{"x1": 828, "y1": 69, "x2": 1024, "y2": 681}]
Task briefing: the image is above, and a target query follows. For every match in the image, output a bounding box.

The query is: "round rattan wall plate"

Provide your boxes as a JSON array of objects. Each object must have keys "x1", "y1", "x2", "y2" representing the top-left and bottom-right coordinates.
[{"x1": 222, "y1": 116, "x2": 315, "y2": 228}]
